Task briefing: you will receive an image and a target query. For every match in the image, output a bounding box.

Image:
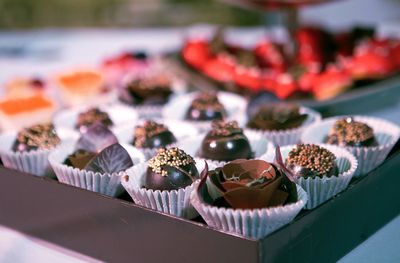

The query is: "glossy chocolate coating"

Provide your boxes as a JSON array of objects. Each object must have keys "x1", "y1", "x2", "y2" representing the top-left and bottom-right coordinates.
[
  {"x1": 185, "y1": 105, "x2": 225, "y2": 121},
  {"x1": 75, "y1": 108, "x2": 113, "y2": 132},
  {"x1": 199, "y1": 132, "x2": 252, "y2": 161},
  {"x1": 287, "y1": 163, "x2": 339, "y2": 178},
  {"x1": 144, "y1": 163, "x2": 199, "y2": 191},
  {"x1": 142, "y1": 130, "x2": 176, "y2": 148}
]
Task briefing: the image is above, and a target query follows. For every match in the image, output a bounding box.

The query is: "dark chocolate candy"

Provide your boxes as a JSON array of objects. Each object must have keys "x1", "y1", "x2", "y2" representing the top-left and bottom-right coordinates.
[
  {"x1": 133, "y1": 120, "x2": 177, "y2": 149},
  {"x1": 144, "y1": 148, "x2": 199, "y2": 191},
  {"x1": 247, "y1": 103, "x2": 307, "y2": 131},
  {"x1": 325, "y1": 117, "x2": 378, "y2": 147},
  {"x1": 12, "y1": 123, "x2": 60, "y2": 152},
  {"x1": 121, "y1": 75, "x2": 172, "y2": 106},
  {"x1": 75, "y1": 107, "x2": 113, "y2": 132},
  {"x1": 285, "y1": 144, "x2": 339, "y2": 178},
  {"x1": 185, "y1": 92, "x2": 226, "y2": 121},
  {"x1": 63, "y1": 149, "x2": 96, "y2": 170},
  {"x1": 198, "y1": 121, "x2": 252, "y2": 162}
]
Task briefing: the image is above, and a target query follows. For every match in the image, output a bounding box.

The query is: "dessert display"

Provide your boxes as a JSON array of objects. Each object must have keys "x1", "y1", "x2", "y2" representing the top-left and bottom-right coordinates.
[
  {"x1": 49, "y1": 123, "x2": 145, "y2": 196},
  {"x1": 12, "y1": 123, "x2": 61, "y2": 152},
  {"x1": 181, "y1": 27, "x2": 400, "y2": 101},
  {"x1": 56, "y1": 69, "x2": 113, "y2": 107},
  {"x1": 185, "y1": 92, "x2": 227, "y2": 121},
  {"x1": 4, "y1": 77, "x2": 46, "y2": 98},
  {"x1": 285, "y1": 144, "x2": 338, "y2": 178},
  {"x1": 325, "y1": 117, "x2": 378, "y2": 147},
  {"x1": 301, "y1": 116, "x2": 400, "y2": 176},
  {"x1": 144, "y1": 147, "x2": 199, "y2": 191},
  {"x1": 0, "y1": 123, "x2": 61, "y2": 176},
  {"x1": 119, "y1": 74, "x2": 173, "y2": 106},
  {"x1": 198, "y1": 120, "x2": 252, "y2": 161},
  {"x1": 75, "y1": 107, "x2": 114, "y2": 133},
  {"x1": 122, "y1": 147, "x2": 205, "y2": 218},
  {"x1": 247, "y1": 103, "x2": 308, "y2": 130},
  {"x1": 132, "y1": 120, "x2": 177, "y2": 149},
  {"x1": 190, "y1": 158, "x2": 307, "y2": 239},
  {"x1": 0, "y1": 94, "x2": 56, "y2": 131}
]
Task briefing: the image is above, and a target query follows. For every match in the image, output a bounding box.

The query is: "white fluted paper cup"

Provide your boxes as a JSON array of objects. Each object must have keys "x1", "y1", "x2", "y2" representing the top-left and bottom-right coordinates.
[
  {"x1": 191, "y1": 183, "x2": 307, "y2": 239},
  {"x1": 301, "y1": 116, "x2": 400, "y2": 177},
  {"x1": 115, "y1": 118, "x2": 200, "y2": 160},
  {"x1": 48, "y1": 142, "x2": 146, "y2": 197},
  {"x1": 262, "y1": 144, "x2": 358, "y2": 209},
  {"x1": 177, "y1": 129, "x2": 275, "y2": 167},
  {"x1": 245, "y1": 107, "x2": 321, "y2": 146},
  {"x1": 122, "y1": 159, "x2": 211, "y2": 219},
  {"x1": 162, "y1": 91, "x2": 247, "y2": 132},
  {"x1": 54, "y1": 103, "x2": 139, "y2": 140},
  {"x1": 0, "y1": 133, "x2": 59, "y2": 176}
]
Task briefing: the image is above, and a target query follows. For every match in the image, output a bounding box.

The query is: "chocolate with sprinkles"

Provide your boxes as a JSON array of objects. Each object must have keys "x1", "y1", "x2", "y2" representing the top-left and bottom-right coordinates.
[
  {"x1": 145, "y1": 147, "x2": 199, "y2": 191},
  {"x1": 75, "y1": 107, "x2": 113, "y2": 132},
  {"x1": 325, "y1": 118, "x2": 377, "y2": 147},
  {"x1": 185, "y1": 92, "x2": 227, "y2": 121},
  {"x1": 12, "y1": 123, "x2": 61, "y2": 152},
  {"x1": 285, "y1": 144, "x2": 338, "y2": 178},
  {"x1": 133, "y1": 120, "x2": 176, "y2": 149}
]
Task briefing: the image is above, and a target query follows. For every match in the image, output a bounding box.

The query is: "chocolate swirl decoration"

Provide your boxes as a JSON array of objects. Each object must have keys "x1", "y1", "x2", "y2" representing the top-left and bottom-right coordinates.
[{"x1": 197, "y1": 156, "x2": 298, "y2": 209}]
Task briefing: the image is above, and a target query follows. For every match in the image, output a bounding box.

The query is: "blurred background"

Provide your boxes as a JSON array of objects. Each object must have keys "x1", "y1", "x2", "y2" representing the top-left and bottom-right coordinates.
[{"x1": 0, "y1": 0, "x2": 399, "y2": 29}]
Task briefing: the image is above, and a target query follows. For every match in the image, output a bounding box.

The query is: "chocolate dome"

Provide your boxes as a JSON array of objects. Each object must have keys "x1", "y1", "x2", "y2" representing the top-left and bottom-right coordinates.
[
  {"x1": 185, "y1": 92, "x2": 226, "y2": 121},
  {"x1": 133, "y1": 120, "x2": 177, "y2": 149}
]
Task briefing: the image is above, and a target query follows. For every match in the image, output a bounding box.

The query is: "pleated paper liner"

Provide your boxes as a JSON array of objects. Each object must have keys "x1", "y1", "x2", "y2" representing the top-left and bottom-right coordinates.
[
  {"x1": 114, "y1": 118, "x2": 200, "y2": 160},
  {"x1": 245, "y1": 107, "x2": 321, "y2": 146},
  {"x1": 0, "y1": 133, "x2": 58, "y2": 177},
  {"x1": 162, "y1": 91, "x2": 247, "y2": 132},
  {"x1": 301, "y1": 116, "x2": 400, "y2": 176},
  {"x1": 176, "y1": 129, "x2": 275, "y2": 167},
  {"x1": 262, "y1": 144, "x2": 358, "y2": 209},
  {"x1": 122, "y1": 159, "x2": 212, "y2": 219},
  {"x1": 191, "y1": 183, "x2": 307, "y2": 240},
  {"x1": 48, "y1": 142, "x2": 146, "y2": 197}
]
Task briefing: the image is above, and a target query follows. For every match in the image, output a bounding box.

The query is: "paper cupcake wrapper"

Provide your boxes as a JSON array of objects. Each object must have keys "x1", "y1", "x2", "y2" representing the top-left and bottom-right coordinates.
[
  {"x1": 48, "y1": 142, "x2": 146, "y2": 197},
  {"x1": 263, "y1": 144, "x2": 358, "y2": 209},
  {"x1": 245, "y1": 107, "x2": 321, "y2": 146},
  {"x1": 191, "y1": 184, "x2": 307, "y2": 239},
  {"x1": 301, "y1": 116, "x2": 400, "y2": 176},
  {"x1": 0, "y1": 133, "x2": 56, "y2": 176},
  {"x1": 162, "y1": 91, "x2": 247, "y2": 132},
  {"x1": 176, "y1": 129, "x2": 275, "y2": 167},
  {"x1": 115, "y1": 119, "x2": 200, "y2": 160},
  {"x1": 54, "y1": 103, "x2": 139, "y2": 140},
  {"x1": 122, "y1": 159, "x2": 210, "y2": 219}
]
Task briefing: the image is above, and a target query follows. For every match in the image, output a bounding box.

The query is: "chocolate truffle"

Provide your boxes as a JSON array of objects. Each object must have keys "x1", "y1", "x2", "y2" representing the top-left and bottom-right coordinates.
[
  {"x1": 201, "y1": 159, "x2": 298, "y2": 209},
  {"x1": 185, "y1": 92, "x2": 227, "y2": 121},
  {"x1": 198, "y1": 121, "x2": 252, "y2": 161},
  {"x1": 75, "y1": 107, "x2": 113, "y2": 132},
  {"x1": 133, "y1": 120, "x2": 177, "y2": 149},
  {"x1": 325, "y1": 118, "x2": 378, "y2": 147},
  {"x1": 247, "y1": 103, "x2": 307, "y2": 130},
  {"x1": 12, "y1": 123, "x2": 61, "y2": 152},
  {"x1": 285, "y1": 144, "x2": 339, "y2": 178},
  {"x1": 145, "y1": 147, "x2": 199, "y2": 191},
  {"x1": 63, "y1": 149, "x2": 96, "y2": 170},
  {"x1": 121, "y1": 75, "x2": 172, "y2": 105}
]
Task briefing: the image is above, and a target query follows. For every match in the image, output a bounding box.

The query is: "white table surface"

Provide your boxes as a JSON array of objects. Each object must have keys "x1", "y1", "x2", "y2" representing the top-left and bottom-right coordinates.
[{"x1": 0, "y1": 26, "x2": 399, "y2": 262}]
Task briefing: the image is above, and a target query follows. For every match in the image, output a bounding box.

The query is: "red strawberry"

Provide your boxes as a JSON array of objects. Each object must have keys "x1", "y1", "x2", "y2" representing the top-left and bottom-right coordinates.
[
  {"x1": 298, "y1": 65, "x2": 320, "y2": 93},
  {"x1": 261, "y1": 70, "x2": 278, "y2": 92},
  {"x1": 345, "y1": 43, "x2": 395, "y2": 80},
  {"x1": 254, "y1": 40, "x2": 286, "y2": 71},
  {"x1": 182, "y1": 39, "x2": 211, "y2": 69},
  {"x1": 392, "y1": 40, "x2": 400, "y2": 69},
  {"x1": 274, "y1": 73, "x2": 298, "y2": 99},
  {"x1": 234, "y1": 66, "x2": 262, "y2": 91},
  {"x1": 202, "y1": 53, "x2": 236, "y2": 82},
  {"x1": 312, "y1": 65, "x2": 353, "y2": 101}
]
